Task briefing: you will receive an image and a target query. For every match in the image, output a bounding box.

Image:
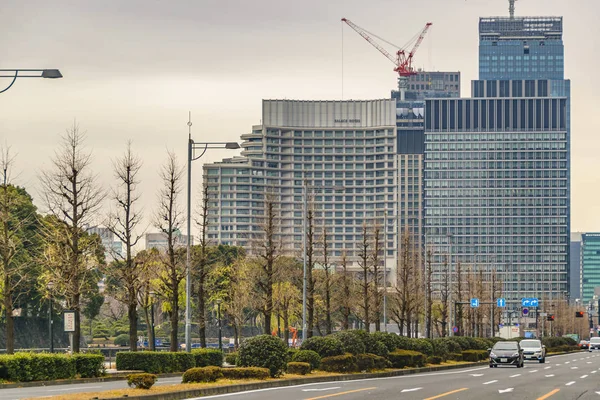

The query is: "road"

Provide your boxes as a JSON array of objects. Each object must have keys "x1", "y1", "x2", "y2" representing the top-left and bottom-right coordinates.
[
  {"x1": 2, "y1": 351, "x2": 599, "y2": 399},
  {"x1": 190, "y1": 352, "x2": 600, "y2": 400}
]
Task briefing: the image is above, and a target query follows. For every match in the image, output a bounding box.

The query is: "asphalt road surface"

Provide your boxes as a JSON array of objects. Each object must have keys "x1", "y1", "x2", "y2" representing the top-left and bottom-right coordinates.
[{"x1": 3, "y1": 351, "x2": 600, "y2": 400}]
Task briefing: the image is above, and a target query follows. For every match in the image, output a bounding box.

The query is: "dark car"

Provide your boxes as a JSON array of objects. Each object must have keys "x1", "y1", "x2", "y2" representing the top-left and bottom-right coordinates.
[
  {"x1": 489, "y1": 341, "x2": 524, "y2": 368},
  {"x1": 579, "y1": 340, "x2": 589, "y2": 350}
]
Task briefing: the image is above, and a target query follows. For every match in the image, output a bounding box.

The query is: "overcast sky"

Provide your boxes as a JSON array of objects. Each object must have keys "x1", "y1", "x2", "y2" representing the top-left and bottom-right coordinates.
[{"x1": 1, "y1": 0, "x2": 599, "y2": 236}]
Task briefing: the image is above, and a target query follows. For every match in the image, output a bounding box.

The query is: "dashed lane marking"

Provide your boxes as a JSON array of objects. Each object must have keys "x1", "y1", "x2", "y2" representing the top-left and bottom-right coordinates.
[
  {"x1": 510, "y1": 374, "x2": 521, "y2": 378},
  {"x1": 565, "y1": 381, "x2": 576, "y2": 386},
  {"x1": 483, "y1": 380, "x2": 498, "y2": 385}
]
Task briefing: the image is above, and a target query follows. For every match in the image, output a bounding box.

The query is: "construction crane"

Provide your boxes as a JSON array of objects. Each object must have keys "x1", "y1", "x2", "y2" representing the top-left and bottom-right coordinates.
[
  {"x1": 341, "y1": 18, "x2": 432, "y2": 100},
  {"x1": 509, "y1": 0, "x2": 518, "y2": 19}
]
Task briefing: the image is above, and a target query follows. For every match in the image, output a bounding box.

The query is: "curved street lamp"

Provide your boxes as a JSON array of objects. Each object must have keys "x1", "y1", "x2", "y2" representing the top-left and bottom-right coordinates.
[{"x1": 0, "y1": 69, "x2": 63, "y2": 93}]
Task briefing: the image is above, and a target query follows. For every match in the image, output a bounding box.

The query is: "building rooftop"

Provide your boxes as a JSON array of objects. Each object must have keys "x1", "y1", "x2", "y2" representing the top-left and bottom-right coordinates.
[{"x1": 480, "y1": 16, "x2": 563, "y2": 38}]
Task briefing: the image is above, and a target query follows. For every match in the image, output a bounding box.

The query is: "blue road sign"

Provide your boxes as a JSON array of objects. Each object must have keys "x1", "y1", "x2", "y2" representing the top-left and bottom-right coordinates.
[
  {"x1": 497, "y1": 298, "x2": 506, "y2": 307},
  {"x1": 453, "y1": 326, "x2": 459, "y2": 333},
  {"x1": 522, "y1": 307, "x2": 529, "y2": 316},
  {"x1": 521, "y1": 298, "x2": 539, "y2": 307},
  {"x1": 470, "y1": 298, "x2": 480, "y2": 308}
]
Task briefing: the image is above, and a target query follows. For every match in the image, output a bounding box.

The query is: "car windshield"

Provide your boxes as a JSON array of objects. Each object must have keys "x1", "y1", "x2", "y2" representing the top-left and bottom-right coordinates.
[
  {"x1": 493, "y1": 342, "x2": 518, "y2": 351},
  {"x1": 590, "y1": 338, "x2": 600, "y2": 343},
  {"x1": 520, "y1": 340, "x2": 541, "y2": 348}
]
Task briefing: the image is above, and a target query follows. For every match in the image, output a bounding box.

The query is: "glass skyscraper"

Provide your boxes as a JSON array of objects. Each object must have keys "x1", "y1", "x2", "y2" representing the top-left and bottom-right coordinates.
[
  {"x1": 479, "y1": 17, "x2": 564, "y2": 81},
  {"x1": 579, "y1": 233, "x2": 600, "y2": 304},
  {"x1": 424, "y1": 79, "x2": 569, "y2": 300}
]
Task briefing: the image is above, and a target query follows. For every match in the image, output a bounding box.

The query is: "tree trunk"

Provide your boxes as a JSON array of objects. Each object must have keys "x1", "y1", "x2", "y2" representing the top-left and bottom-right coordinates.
[
  {"x1": 325, "y1": 285, "x2": 332, "y2": 335},
  {"x1": 264, "y1": 283, "x2": 273, "y2": 335},
  {"x1": 143, "y1": 306, "x2": 153, "y2": 350},
  {"x1": 128, "y1": 295, "x2": 138, "y2": 351},
  {"x1": 73, "y1": 293, "x2": 81, "y2": 353},
  {"x1": 170, "y1": 278, "x2": 179, "y2": 352},
  {"x1": 283, "y1": 308, "x2": 290, "y2": 346},
  {"x1": 4, "y1": 275, "x2": 13, "y2": 354},
  {"x1": 198, "y1": 282, "x2": 207, "y2": 348}
]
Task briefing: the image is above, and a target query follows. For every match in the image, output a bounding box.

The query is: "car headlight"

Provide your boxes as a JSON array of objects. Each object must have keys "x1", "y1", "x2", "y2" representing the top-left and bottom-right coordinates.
[
  {"x1": 490, "y1": 352, "x2": 497, "y2": 358},
  {"x1": 512, "y1": 353, "x2": 519, "y2": 357}
]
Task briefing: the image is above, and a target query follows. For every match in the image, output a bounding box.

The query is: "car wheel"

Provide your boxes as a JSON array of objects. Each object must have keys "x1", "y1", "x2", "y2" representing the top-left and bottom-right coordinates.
[
  {"x1": 490, "y1": 365, "x2": 494, "y2": 368},
  {"x1": 539, "y1": 358, "x2": 545, "y2": 363}
]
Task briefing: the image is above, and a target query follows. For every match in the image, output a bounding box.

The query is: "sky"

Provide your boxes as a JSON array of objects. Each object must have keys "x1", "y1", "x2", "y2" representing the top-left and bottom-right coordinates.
[{"x1": 1, "y1": 0, "x2": 599, "y2": 237}]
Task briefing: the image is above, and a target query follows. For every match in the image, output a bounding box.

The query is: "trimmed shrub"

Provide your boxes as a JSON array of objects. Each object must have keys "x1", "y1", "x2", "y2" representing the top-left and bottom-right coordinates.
[
  {"x1": 114, "y1": 334, "x2": 129, "y2": 346},
  {"x1": 291, "y1": 350, "x2": 321, "y2": 370},
  {"x1": 438, "y1": 338, "x2": 463, "y2": 354},
  {"x1": 387, "y1": 350, "x2": 426, "y2": 369},
  {"x1": 225, "y1": 352, "x2": 238, "y2": 366},
  {"x1": 461, "y1": 350, "x2": 488, "y2": 362},
  {"x1": 238, "y1": 335, "x2": 288, "y2": 378},
  {"x1": 287, "y1": 362, "x2": 311, "y2": 375},
  {"x1": 0, "y1": 353, "x2": 77, "y2": 382},
  {"x1": 430, "y1": 339, "x2": 449, "y2": 361},
  {"x1": 451, "y1": 337, "x2": 470, "y2": 351},
  {"x1": 547, "y1": 345, "x2": 579, "y2": 353},
  {"x1": 447, "y1": 353, "x2": 463, "y2": 361},
  {"x1": 347, "y1": 330, "x2": 378, "y2": 354},
  {"x1": 116, "y1": 352, "x2": 193, "y2": 374},
  {"x1": 72, "y1": 353, "x2": 105, "y2": 378},
  {"x1": 410, "y1": 338, "x2": 434, "y2": 356},
  {"x1": 427, "y1": 356, "x2": 443, "y2": 365},
  {"x1": 287, "y1": 348, "x2": 298, "y2": 362},
  {"x1": 127, "y1": 373, "x2": 157, "y2": 389},
  {"x1": 192, "y1": 349, "x2": 223, "y2": 367},
  {"x1": 393, "y1": 336, "x2": 414, "y2": 351},
  {"x1": 333, "y1": 331, "x2": 366, "y2": 355},
  {"x1": 221, "y1": 367, "x2": 270, "y2": 380},
  {"x1": 370, "y1": 332, "x2": 400, "y2": 352},
  {"x1": 182, "y1": 366, "x2": 223, "y2": 383},
  {"x1": 320, "y1": 353, "x2": 358, "y2": 373},
  {"x1": 300, "y1": 336, "x2": 344, "y2": 358},
  {"x1": 370, "y1": 341, "x2": 389, "y2": 358},
  {"x1": 356, "y1": 353, "x2": 390, "y2": 371}
]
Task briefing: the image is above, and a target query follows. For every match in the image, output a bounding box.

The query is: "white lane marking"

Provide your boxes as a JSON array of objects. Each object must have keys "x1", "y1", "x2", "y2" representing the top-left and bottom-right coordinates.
[
  {"x1": 470, "y1": 374, "x2": 484, "y2": 377},
  {"x1": 529, "y1": 369, "x2": 538, "y2": 373},
  {"x1": 588, "y1": 362, "x2": 593, "y2": 364},
  {"x1": 48, "y1": 386, "x2": 102, "y2": 392},
  {"x1": 565, "y1": 361, "x2": 571, "y2": 364},
  {"x1": 555, "y1": 363, "x2": 562, "y2": 366},
  {"x1": 581, "y1": 375, "x2": 588, "y2": 379},
  {"x1": 544, "y1": 367, "x2": 551, "y2": 369},
  {"x1": 593, "y1": 371, "x2": 598, "y2": 374},
  {"x1": 566, "y1": 381, "x2": 576, "y2": 386},
  {"x1": 188, "y1": 366, "x2": 490, "y2": 399},
  {"x1": 510, "y1": 374, "x2": 521, "y2": 378},
  {"x1": 498, "y1": 388, "x2": 514, "y2": 393},
  {"x1": 302, "y1": 387, "x2": 341, "y2": 392},
  {"x1": 483, "y1": 380, "x2": 498, "y2": 385},
  {"x1": 400, "y1": 388, "x2": 423, "y2": 393},
  {"x1": 596, "y1": 391, "x2": 600, "y2": 395},
  {"x1": 545, "y1": 374, "x2": 554, "y2": 377},
  {"x1": 571, "y1": 367, "x2": 579, "y2": 369}
]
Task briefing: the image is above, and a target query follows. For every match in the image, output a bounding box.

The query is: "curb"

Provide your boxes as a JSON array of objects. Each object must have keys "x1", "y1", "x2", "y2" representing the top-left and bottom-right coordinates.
[{"x1": 98, "y1": 362, "x2": 489, "y2": 400}]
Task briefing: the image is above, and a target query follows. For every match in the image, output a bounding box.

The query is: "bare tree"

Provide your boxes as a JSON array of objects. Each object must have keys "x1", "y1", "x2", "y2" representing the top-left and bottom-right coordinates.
[
  {"x1": 357, "y1": 222, "x2": 371, "y2": 332},
  {"x1": 135, "y1": 248, "x2": 160, "y2": 350},
  {"x1": 337, "y1": 251, "x2": 353, "y2": 330},
  {"x1": 154, "y1": 151, "x2": 185, "y2": 352},
  {"x1": 194, "y1": 183, "x2": 210, "y2": 347},
  {"x1": 105, "y1": 142, "x2": 144, "y2": 351},
  {"x1": 425, "y1": 247, "x2": 434, "y2": 339},
  {"x1": 392, "y1": 229, "x2": 414, "y2": 336},
  {"x1": 319, "y1": 226, "x2": 334, "y2": 335},
  {"x1": 305, "y1": 205, "x2": 316, "y2": 338},
  {"x1": 40, "y1": 124, "x2": 105, "y2": 352}
]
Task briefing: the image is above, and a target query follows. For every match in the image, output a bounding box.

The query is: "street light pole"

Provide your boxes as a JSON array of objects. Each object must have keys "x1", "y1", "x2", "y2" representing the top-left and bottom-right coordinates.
[
  {"x1": 0, "y1": 69, "x2": 62, "y2": 93},
  {"x1": 184, "y1": 114, "x2": 240, "y2": 352},
  {"x1": 302, "y1": 180, "x2": 308, "y2": 342},
  {"x1": 150, "y1": 291, "x2": 156, "y2": 351},
  {"x1": 383, "y1": 210, "x2": 388, "y2": 333},
  {"x1": 447, "y1": 234, "x2": 454, "y2": 336}
]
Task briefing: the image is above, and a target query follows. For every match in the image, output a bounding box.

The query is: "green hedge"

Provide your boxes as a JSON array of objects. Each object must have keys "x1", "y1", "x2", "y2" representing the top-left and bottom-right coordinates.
[
  {"x1": 238, "y1": 335, "x2": 288, "y2": 378},
  {"x1": 0, "y1": 353, "x2": 105, "y2": 382},
  {"x1": 221, "y1": 367, "x2": 270, "y2": 380},
  {"x1": 357, "y1": 353, "x2": 390, "y2": 371},
  {"x1": 387, "y1": 350, "x2": 426, "y2": 369},
  {"x1": 333, "y1": 331, "x2": 366, "y2": 355},
  {"x1": 182, "y1": 366, "x2": 223, "y2": 383},
  {"x1": 547, "y1": 345, "x2": 579, "y2": 353},
  {"x1": 225, "y1": 352, "x2": 238, "y2": 366},
  {"x1": 320, "y1": 353, "x2": 358, "y2": 373},
  {"x1": 461, "y1": 350, "x2": 488, "y2": 362},
  {"x1": 221, "y1": 367, "x2": 271, "y2": 380},
  {"x1": 447, "y1": 353, "x2": 463, "y2": 361},
  {"x1": 116, "y1": 352, "x2": 195, "y2": 374},
  {"x1": 427, "y1": 356, "x2": 443, "y2": 365},
  {"x1": 287, "y1": 362, "x2": 311, "y2": 375},
  {"x1": 192, "y1": 349, "x2": 223, "y2": 367},
  {"x1": 300, "y1": 336, "x2": 344, "y2": 358},
  {"x1": 291, "y1": 350, "x2": 321, "y2": 370}
]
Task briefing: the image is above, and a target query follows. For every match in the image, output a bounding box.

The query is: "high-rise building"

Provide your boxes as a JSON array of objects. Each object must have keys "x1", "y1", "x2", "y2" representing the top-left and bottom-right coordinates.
[
  {"x1": 424, "y1": 79, "x2": 569, "y2": 300},
  {"x1": 86, "y1": 226, "x2": 123, "y2": 261},
  {"x1": 571, "y1": 233, "x2": 600, "y2": 304},
  {"x1": 392, "y1": 71, "x2": 461, "y2": 101},
  {"x1": 479, "y1": 16, "x2": 564, "y2": 81},
  {"x1": 145, "y1": 231, "x2": 191, "y2": 251},
  {"x1": 204, "y1": 99, "x2": 398, "y2": 279},
  {"x1": 570, "y1": 232, "x2": 583, "y2": 301}
]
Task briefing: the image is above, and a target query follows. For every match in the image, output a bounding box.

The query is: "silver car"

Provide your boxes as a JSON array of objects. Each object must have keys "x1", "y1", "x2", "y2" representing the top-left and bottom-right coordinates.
[
  {"x1": 589, "y1": 337, "x2": 600, "y2": 351},
  {"x1": 519, "y1": 339, "x2": 546, "y2": 363}
]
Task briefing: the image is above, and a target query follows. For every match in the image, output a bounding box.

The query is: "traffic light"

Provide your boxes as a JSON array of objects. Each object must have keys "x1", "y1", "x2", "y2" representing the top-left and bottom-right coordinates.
[
  {"x1": 575, "y1": 311, "x2": 584, "y2": 318},
  {"x1": 547, "y1": 314, "x2": 555, "y2": 321}
]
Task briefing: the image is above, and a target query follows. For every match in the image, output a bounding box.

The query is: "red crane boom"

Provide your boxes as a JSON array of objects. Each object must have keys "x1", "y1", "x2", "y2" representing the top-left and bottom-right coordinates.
[{"x1": 341, "y1": 18, "x2": 432, "y2": 77}]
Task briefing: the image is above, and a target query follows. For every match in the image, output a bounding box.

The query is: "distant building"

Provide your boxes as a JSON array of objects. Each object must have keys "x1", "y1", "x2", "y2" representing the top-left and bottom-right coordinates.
[
  {"x1": 570, "y1": 232, "x2": 583, "y2": 301},
  {"x1": 86, "y1": 226, "x2": 122, "y2": 261},
  {"x1": 392, "y1": 71, "x2": 461, "y2": 101},
  {"x1": 571, "y1": 233, "x2": 600, "y2": 304},
  {"x1": 144, "y1": 230, "x2": 192, "y2": 251}
]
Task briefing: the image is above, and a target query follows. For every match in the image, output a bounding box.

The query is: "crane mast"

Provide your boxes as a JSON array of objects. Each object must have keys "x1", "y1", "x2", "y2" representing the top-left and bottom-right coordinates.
[
  {"x1": 509, "y1": 0, "x2": 518, "y2": 19},
  {"x1": 341, "y1": 18, "x2": 432, "y2": 100}
]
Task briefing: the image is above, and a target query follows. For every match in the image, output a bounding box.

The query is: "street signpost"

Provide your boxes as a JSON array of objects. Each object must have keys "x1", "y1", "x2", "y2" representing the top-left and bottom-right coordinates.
[
  {"x1": 63, "y1": 310, "x2": 75, "y2": 354},
  {"x1": 497, "y1": 298, "x2": 506, "y2": 307},
  {"x1": 470, "y1": 298, "x2": 480, "y2": 308},
  {"x1": 522, "y1": 308, "x2": 529, "y2": 316},
  {"x1": 453, "y1": 326, "x2": 458, "y2": 333},
  {"x1": 521, "y1": 298, "x2": 539, "y2": 307}
]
